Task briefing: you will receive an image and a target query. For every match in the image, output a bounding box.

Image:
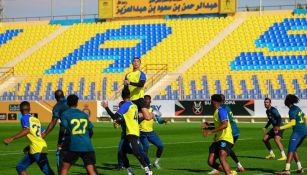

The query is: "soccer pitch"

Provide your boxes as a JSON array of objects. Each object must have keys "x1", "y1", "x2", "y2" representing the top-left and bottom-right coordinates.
[{"x1": 0, "y1": 123, "x2": 306, "y2": 175}]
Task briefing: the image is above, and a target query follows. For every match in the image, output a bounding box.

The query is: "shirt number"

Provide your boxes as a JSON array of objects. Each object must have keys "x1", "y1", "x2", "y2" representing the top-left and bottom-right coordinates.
[
  {"x1": 71, "y1": 119, "x2": 88, "y2": 135},
  {"x1": 298, "y1": 112, "x2": 304, "y2": 124},
  {"x1": 31, "y1": 124, "x2": 41, "y2": 137}
]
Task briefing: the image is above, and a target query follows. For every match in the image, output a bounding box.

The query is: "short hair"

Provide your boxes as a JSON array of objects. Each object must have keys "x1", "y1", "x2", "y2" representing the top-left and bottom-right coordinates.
[
  {"x1": 220, "y1": 94, "x2": 225, "y2": 101},
  {"x1": 144, "y1": 95, "x2": 151, "y2": 99},
  {"x1": 54, "y1": 89, "x2": 64, "y2": 101},
  {"x1": 264, "y1": 97, "x2": 271, "y2": 103},
  {"x1": 20, "y1": 101, "x2": 30, "y2": 110},
  {"x1": 121, "y1": 86, "x2": 130, "y2": 99},
  {"x1": 67, "y1": 94, "x2": 79, "y2": 107},
  {"x1": 133, "y1": 57, "x2": 141, "y2": 62},
  {"x1": 211, "y1": 94, "x2": 222, "y2": 102},
  {"x1": 285, "y1": 94, "x2": 299, "y2": 105}
]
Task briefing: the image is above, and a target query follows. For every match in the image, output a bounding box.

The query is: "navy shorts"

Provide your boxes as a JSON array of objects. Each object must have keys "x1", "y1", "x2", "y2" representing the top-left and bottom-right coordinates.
[{"x1": 288, "y1": 132, "x2": 306, "y2": 152}]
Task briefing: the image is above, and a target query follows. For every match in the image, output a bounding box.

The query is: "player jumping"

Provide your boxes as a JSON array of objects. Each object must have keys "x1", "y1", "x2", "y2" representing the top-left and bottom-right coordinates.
[
  {"x1": 59, "y1": 94, "x2": 97, "y2": 175},
  {"x1": 203, "y1": 94, "x2": 237, "y2": 175},
  {"x1": 262, "y1": 97, "x2": 286, "y2": 160},
  {"x1": 124, "y1": 57, "x2": 151, "y2": 121},
  {"x1": 139, "y1": 95, "x2": 167, "y2": 169},
  {"x1": 42, "y1": 90, "x2": 70, "y2": 174},
  {"x1": 3, "y1": 101, "x2": 55, "y2": 175},
  {"x1": 276, "y1": 94, "x2": 307, "y2": 175}
]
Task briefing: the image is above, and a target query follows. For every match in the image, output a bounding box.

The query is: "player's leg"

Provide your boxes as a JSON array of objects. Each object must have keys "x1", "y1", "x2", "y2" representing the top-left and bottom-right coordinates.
[
  {"x1": 80, "y1": 152, "x2": 97, "y2": 175},
  {"x1": 16, "y1": 153, "x2": 35, "y2": 175},
  {"x1": 218, "y1": 150, "x2": 232, "y2": 174},
  {"x1": 147, "y1": 132, "x2": 164, "y2": 169},
  {"x1": 121, "y1": 138, "x2": 134, "y2": 175},
  {"x1": 293, "y1": 136, "x2": 305, "y2": 173},
  {"x1": 137, "y1": 140, "x2": 151, "y2": 167},
  {"x1": 207, "y1": 142, "x2": 223, "y2": 174},
  {"x1": 230, "y1": 136, "x2": 244, "y2": 172},
  {"x1": 34, "y1": 153, "x2": 55, "y2": 175},
  {"x1": 263, "y1": 131, "x2": 275, "y2": 159},
  {"x1": 117, "y1": 135, "x2": 125, "y2": 170},
  {"x1": 60, "y1": 151, "x2": 79, "y2": 175},
  {"x1": 140, "y1": 132, "x2": 150, "y2": 154},
  {"x1": 127, "y1": 135, "x2": 152, "y2": 174},
  {"x1": 273, "y1": 135, "x2": 286, "y2": 160}
]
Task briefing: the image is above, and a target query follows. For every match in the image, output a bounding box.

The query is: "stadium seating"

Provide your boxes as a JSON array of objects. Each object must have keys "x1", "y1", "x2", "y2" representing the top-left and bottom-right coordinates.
[
  {"x1": 1, "y1": 17, "x2": 233, "y2": 100},
  {"x1": 0, "y1": 13, "x2": 306, "y2": 101},
  {"x1": 0, "y1": 24, "x2": 60, "y2": 67},
  {"x1": 155, "y1": 14, "x2": 307, "y2": 100}
]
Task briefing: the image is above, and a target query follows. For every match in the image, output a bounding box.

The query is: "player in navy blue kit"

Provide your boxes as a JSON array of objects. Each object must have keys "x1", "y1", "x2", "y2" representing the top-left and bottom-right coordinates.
[
  {"x1": 60, "y1": 94, "x2": 97, "y2": 175},
  {"x1": 276, "y1": 95, "x2": 307, "y2": 175},
  {"x1": 262, "y1": 98, "x2": 286, "y2": 160}
]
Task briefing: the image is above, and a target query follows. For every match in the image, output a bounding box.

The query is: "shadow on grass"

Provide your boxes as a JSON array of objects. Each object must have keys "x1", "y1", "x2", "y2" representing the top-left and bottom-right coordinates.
[
  {"x1": 244, "y1": 167, "x2": 275, "y2": 174},
  {"x1": 237, "y1": 155, "x2": 266, "y2": 160},
  {"x1": 172, "y1": 168, "x2": 208, "y2": 173}
]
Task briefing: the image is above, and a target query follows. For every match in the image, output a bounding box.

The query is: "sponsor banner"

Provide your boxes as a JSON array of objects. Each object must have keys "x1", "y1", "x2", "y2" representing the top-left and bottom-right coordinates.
[
  {"x1": 0, "y1": 101, "x2": 97, "y2": 123},
  {"x1": 219, "y1": 0, "x2": 236, "y2": 14},
  {"x1": 98, "y1": 0, "x2": 114, "y2": 18},
  {"x1": 0, "y1": 113, "x2": 7, "y2": 120},
  {"x1": 175, "y1": 100, "x2": 254, "y2": 116},
  {"x1": 255, "y1": 100, "x2": 307, "y2": 117},
  {"x1": 112, "y1": 0, "x2": 219, "y2": 18},
  {"x1": 97, "y1": 100, "x2": 175, "y2": 117}
]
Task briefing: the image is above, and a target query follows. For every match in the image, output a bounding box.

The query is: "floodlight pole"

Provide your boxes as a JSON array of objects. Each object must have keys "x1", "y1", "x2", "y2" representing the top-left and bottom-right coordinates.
[
  {"x1": 51, "y1": 0, "x2": 53, "y2": 19},
  {"x1": 259, "y1": 0, "x2": 262, "y2": 15},
  {"x1": 80, "y1": 0, "x2": 84, "y2": 23}
]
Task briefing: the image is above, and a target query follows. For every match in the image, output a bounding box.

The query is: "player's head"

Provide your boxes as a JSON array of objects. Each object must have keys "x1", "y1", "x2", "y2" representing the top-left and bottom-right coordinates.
[
  {"x1": 144, "y1": 95, "x2": 151, "y2": 108},
  {"x1": 220, "y1": 94, "x2": 225, "y2": 104},
  {"x1": 284, "y1": 94, "x2": 299, "y2": 108},
  {"x1": 211, "y1": 94, "x2": 222, "y2": 109},
  {"x1": 132, "y1": 57, "x2": 141, "y2": 70},
  {"x1": 20, "y1": 101, "x2": 30, "y2": 115},
  {"x1": 67, "y1": 94, "x2": 79, "y2": 107},
  {"x1": 121, "y1": 86, "x2": 131, "y2": 101},
  {"x1": 264, "y1": 97, "x2": 271, "y2": 109},
  {"x1": 54, "y1": 89, "x2": 64, "y2": 102}
]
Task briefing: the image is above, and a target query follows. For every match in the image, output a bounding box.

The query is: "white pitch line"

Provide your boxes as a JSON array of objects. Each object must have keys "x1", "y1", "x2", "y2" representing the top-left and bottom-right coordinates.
[{"x1": 0, "y1": 138, "x2": 253, "y2": 156}]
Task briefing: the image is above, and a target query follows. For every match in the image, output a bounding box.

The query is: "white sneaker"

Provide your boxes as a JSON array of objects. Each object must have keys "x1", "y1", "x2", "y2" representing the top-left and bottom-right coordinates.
[
  {"x1": 127, "y1": 167, "x2": 134, "y2": 175},
  {"x1": 208, "y1": 169, "x2": 220, "y2": 174},
  {"x1": 146, "y1": 170, "x2": 153, "y2": 175},
  {"x1": 154, "y1": 162, "x2": 161, "y2": 169}
]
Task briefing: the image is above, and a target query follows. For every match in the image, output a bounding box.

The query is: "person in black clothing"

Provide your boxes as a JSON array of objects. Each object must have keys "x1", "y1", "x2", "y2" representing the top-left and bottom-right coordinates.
[{"x1": 262, "y1": 98, "x2": 286, "y2": 160}]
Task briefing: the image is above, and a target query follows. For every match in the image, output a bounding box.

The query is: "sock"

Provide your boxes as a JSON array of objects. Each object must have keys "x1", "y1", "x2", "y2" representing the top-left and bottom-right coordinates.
[
  {"x1": 297, "y1": 162, "x2": 302, "y2": 170},
  {"x1": 154, "y1": 158, "x2": 160, "y2": 164},
  {"x1": 269, "y1": 150, "x2": 274, "y2": 154},
  {"x1": 144, "y1": 166, "x2": 150, "y2": 172},
  {"x1": 281, "y1": 151, "x2": 286, "y2": 157},
  {"x1": 237, "y1": 162, "x2": 243, "y2": 168},
  {"x1": 285, "y1": 163, "x2": 291, "y2": 171}
]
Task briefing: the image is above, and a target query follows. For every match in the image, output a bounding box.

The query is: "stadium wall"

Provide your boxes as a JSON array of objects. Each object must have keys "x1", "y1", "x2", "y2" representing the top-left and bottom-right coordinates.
[{"x1": 0, "y1": 101, "x2": 97, "y2": 123}]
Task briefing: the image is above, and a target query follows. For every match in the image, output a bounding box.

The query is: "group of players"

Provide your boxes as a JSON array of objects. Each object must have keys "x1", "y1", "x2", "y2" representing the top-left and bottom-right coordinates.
[{"x1": 2, "y1": 57, "x2": 307, "y2": 175}]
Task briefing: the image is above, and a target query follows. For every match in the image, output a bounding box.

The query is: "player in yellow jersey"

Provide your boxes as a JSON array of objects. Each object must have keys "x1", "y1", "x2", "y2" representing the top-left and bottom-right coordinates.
[
  {"x1": 139, "y1": 95, "x2": 167, "y2": 169},
  {"x1": 124, "y1": 57, "x2": 152, "y2": 121},
  {"x1": 107, "y1": 87, "x2": 153, "y2": 175},
  {"x1": 3, "y1": 101, "x2": 55, "y2": 175},
  {"x1": 203, "y1": 94, "x2": 237, "y2": 175}
]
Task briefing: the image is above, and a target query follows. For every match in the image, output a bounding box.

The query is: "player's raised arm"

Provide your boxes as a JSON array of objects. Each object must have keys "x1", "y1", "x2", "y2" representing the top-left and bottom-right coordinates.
[{"x1": 3, "y1": 128, "x2": 30, "y2": 145}]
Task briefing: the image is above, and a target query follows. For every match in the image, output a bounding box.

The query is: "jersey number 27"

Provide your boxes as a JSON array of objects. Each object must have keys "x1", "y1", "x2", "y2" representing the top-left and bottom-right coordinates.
[{"x1": 71, "y1": 119, "x2": 88, "y2": 135}]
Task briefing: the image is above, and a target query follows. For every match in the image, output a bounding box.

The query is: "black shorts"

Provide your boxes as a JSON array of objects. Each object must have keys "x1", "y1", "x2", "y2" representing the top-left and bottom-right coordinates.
[
  {"x1": 209, "y1": 140, "x2": 233, "y2": 155},
  {"x1": 267, "y1": 128, "x2": 284, "y2": 138},
  {"x1": 132, "y1": 98, "x2": 145, "y2": 111},
  {"x1": 233, "y1": 136, "x2": 239, "y2": 144},
  {"x1": 63, "y1": 151, "x2": 96, "y2": 166}
]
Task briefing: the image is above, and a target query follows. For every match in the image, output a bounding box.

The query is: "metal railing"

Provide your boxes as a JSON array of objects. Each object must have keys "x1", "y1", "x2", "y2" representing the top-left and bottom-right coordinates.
[
  {"x1": 0, "y1": 67, "x2": 14, "y2": 85},
  {"x1": 237, "y1": 4, "x2": 307, "y2": 12}
]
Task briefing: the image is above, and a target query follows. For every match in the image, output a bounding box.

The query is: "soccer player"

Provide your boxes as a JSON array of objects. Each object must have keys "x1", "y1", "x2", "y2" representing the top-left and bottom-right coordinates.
[
  {"x1": 276, "y1": 94, "x2": 307, "y2": 175},
  {"x1": 59, "y1": 94, "x2": 97, "y2": 175},
  {"x1": 262, "y1": 98, "x2": 286, "y2": 160},
  {"x1": 208, "y1": 94, "x2": 244, "y2": 174},
  {"x1": 108, "y1": 87, "x2": 153, "y2": 175},
  {"x1": 124, "y1": 57, "x2": 151, "y2": 121},
  {"x1": 203, "y1": 94, "x2": 237, "y2": 175},
  {"x1": 42, "y1": 89, "x2": 69, "y2": 173},
  {"x1": 3, "y1": 101, "x2": 55, "y2": 175},
  {"x1": 139, "y1": 95, "x2": 166, "y2": 169},
  {"x1": 102, "y1": 101, "x2": 151, "y2": 170}
]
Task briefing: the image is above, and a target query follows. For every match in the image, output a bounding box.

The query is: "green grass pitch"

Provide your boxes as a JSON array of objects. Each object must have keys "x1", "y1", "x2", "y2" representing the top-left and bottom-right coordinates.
[{"x1": 0, "y1": 122, "x2": 306, "y2": 175}]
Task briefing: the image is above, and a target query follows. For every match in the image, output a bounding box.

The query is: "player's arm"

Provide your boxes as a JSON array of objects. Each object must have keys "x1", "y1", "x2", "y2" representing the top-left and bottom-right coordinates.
[
  {"x1": 127, "y1": 72, "x2": 146, "y2": 87},
  {"x1": 280, "y1": 119, "x2": 296, "y2": 130},
  {"x1": 263, "y1": 120, "x2": 271, "y2": 131},
  {"x1": 57, "y1": 125, "x2": 66, "y2": 145},
  {"x1": 203, "y1": 108, "x2": 228, "y2": 137},
  {"x1": 3, "y1": 128, "x2": 30, "y2": 145},
  {"x1": 43, "y1": 108, "x2": 60, "y2": 138}
]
